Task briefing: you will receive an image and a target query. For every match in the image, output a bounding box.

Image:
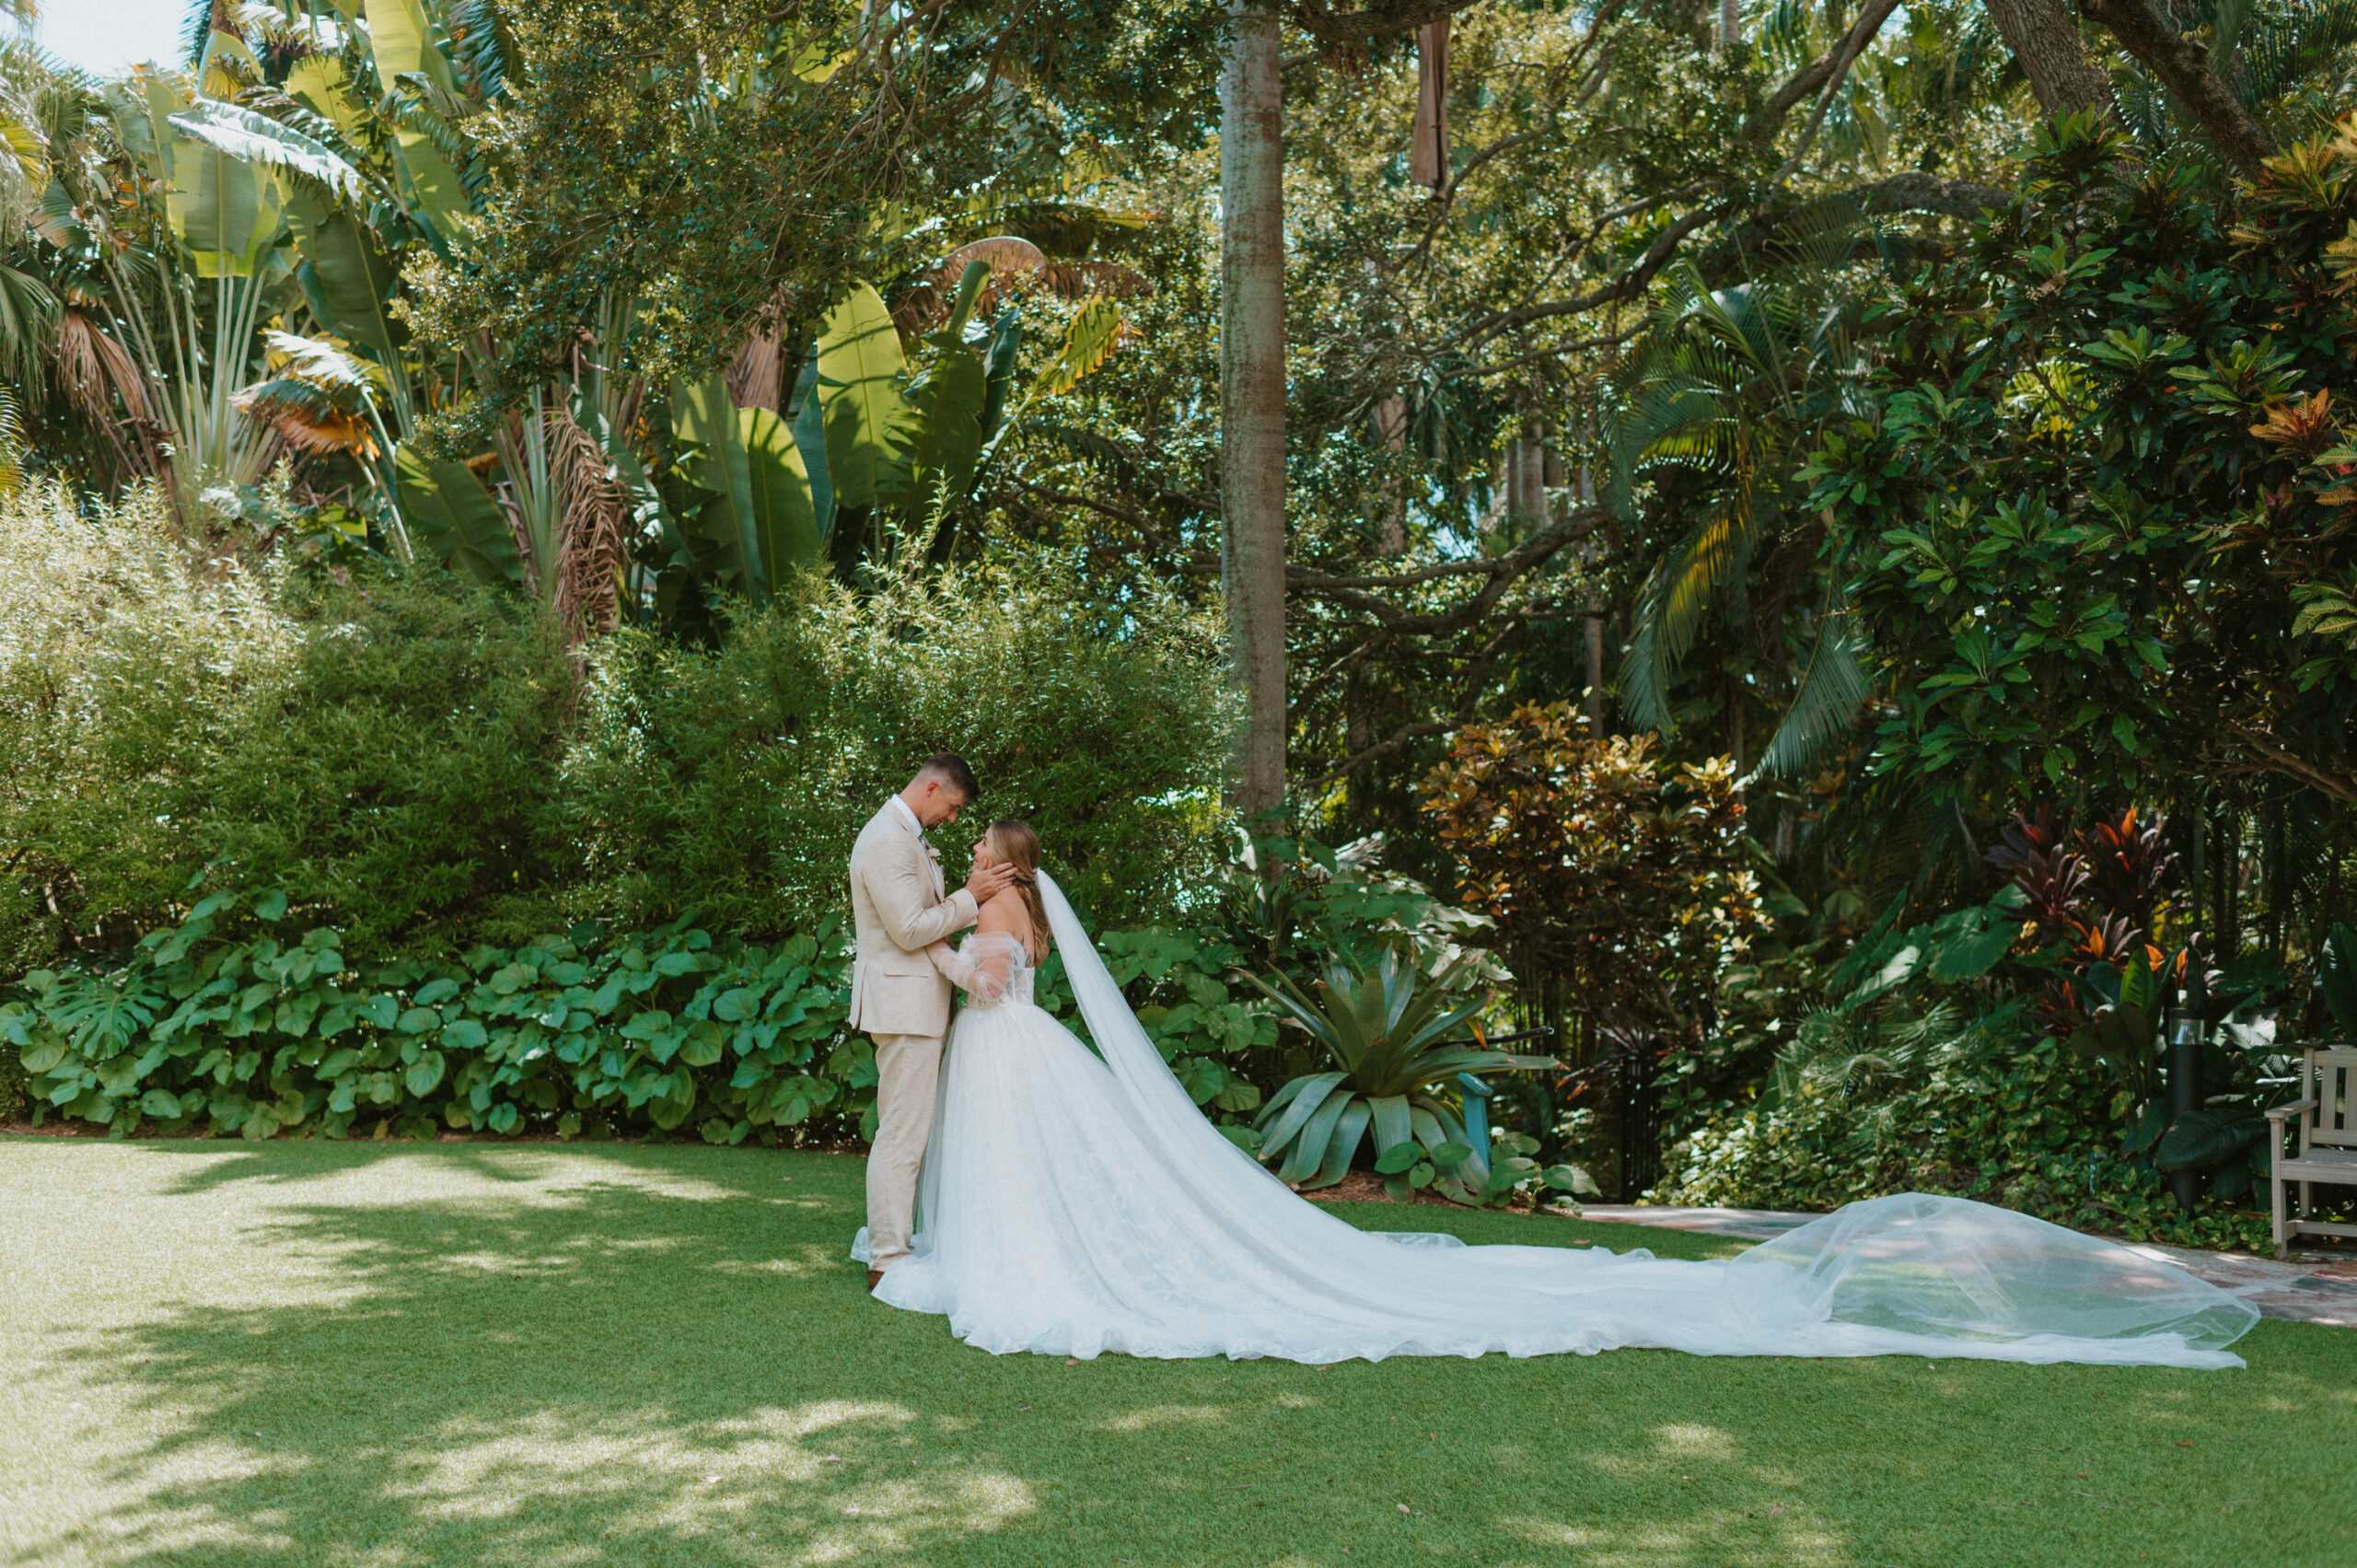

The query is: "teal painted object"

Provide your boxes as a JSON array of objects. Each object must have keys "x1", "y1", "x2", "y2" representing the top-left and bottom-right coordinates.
[{"x1": 1457, "y1": 1072, "x2": 1495, "y2": 1177}]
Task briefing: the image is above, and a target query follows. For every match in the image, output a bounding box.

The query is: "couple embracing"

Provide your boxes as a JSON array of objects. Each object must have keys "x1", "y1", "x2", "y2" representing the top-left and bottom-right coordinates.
[{"x1": 841, "y1": 755, "x2": 2255, "y2": 1369}]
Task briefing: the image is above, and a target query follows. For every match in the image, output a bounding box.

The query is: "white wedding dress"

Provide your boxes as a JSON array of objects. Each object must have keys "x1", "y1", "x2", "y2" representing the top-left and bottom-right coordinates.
[{"x1": 852, "y1": 874, "x2": 2258, "y2": 1368}]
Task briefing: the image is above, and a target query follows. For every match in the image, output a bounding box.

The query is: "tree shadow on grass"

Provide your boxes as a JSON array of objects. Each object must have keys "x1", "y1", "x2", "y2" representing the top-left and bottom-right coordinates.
[
  {"x1": 14, "y1": 1142, "x2": 2357, "y2": 1568},
  {"x1": 29, "y1": 1143, "x2": 1052, "y2": 1567}
]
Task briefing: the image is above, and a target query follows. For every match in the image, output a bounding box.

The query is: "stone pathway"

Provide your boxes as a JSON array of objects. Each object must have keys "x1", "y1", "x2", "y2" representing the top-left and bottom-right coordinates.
[{"x1": 1581, "y1": 1204, "x2": 2357, "y2": 1328}]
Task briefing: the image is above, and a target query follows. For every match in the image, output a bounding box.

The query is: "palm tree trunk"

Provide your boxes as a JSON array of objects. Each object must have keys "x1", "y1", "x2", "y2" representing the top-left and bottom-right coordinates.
[{"x1": 1221, "y1": 0, "x2": 1288, "y2": 818}]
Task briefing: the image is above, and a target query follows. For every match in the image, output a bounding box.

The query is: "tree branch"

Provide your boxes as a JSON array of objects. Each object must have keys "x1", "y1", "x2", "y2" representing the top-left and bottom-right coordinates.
[
  {"x1": 1286, "y1": 507, "x2": 1602, "y2": 636},
  {"x1": 2080, "y1": 0, "x2": 2275, "y2": 176},
  {"x1": 1284, "y1": 0, "x2": 1483, "y2": 47},
  {"x1": 1769, "y1": 0, "x2": 1905, "y2": 183},
  {"x1": 2219, "y1": 721, "x2": 2357, "y2": 804}
]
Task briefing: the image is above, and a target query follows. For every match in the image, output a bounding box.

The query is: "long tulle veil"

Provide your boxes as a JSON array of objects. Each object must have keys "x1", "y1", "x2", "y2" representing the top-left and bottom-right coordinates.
[
  {"x1": 1039, "y1": 871, "x2": 1312, "y2": 1191},
  {"x1": 1030, "y1": 872, "x2": 2258, "y2": 1367}
]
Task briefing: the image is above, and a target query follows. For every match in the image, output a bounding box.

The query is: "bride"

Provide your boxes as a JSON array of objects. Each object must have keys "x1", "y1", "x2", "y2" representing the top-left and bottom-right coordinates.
[{"x1": 854, "y1": 819, "x2": 2258, "y2": 1369}]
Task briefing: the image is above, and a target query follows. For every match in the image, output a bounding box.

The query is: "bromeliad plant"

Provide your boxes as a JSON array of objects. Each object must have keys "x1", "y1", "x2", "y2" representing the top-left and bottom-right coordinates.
[{"x1": 1244, "y1": 947, "x2": 1558, "y2": 1203}]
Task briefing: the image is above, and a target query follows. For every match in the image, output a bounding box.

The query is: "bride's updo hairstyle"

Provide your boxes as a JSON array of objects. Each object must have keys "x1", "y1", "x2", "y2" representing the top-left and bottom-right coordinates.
[{"x1": 985, "y1": 819, "x2": 1052, "y2": 962}]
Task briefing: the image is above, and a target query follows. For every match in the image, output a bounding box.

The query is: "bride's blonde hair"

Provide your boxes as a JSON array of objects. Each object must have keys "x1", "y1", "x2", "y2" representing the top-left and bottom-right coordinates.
[{"x1": 986, "y1": 819, "x2": 1052, "y2": 962}]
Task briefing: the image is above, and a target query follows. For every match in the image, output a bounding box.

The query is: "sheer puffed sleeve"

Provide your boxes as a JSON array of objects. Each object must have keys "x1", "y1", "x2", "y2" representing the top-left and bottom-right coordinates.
[{"x1": 927, "y1": 933, "x2": 1027, "y2": 1006}]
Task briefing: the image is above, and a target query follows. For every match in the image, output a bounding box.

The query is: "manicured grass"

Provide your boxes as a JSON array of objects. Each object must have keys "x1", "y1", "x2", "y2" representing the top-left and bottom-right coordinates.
[{"x1": 0, "y1": 1138, "x2": 2346, "y2": 1567}]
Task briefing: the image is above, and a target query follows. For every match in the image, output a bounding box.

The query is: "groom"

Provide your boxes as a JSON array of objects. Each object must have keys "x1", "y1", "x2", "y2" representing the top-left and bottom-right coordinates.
[{"x1": 847, "y1": 754, "x2": 1014, "y2": 1289}]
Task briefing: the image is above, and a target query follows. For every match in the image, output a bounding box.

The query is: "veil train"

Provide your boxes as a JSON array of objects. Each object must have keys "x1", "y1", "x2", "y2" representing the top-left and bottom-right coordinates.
[{"x1": 855, "y1": 871, "x2": 2258, "y2": 1368}]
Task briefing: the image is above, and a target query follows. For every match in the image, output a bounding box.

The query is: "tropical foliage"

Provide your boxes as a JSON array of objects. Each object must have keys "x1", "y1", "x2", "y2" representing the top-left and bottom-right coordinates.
[
  {"x1": 1245, "y1": 946, "x2": 1560, "y2": 1202},
  {"x1": 7, "y1": 0, "x2": 2357, "y2": 1239}
]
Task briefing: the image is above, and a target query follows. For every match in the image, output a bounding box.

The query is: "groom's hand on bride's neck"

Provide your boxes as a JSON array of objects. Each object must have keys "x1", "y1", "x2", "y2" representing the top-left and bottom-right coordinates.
[{"x1": 965, "y1": 862, "x2": 1016, "y2": 905}]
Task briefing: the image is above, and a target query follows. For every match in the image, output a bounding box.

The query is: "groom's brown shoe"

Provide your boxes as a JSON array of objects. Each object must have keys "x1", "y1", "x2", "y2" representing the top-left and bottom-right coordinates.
[{"x1": 866, "y1": 1268, "x2": 885, "y2": 1291}]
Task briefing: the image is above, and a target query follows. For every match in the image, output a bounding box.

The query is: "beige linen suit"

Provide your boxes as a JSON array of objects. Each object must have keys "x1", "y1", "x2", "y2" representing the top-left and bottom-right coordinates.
[{"x1": 848, "y1": 799, "x2": 978, "y2": 1269}]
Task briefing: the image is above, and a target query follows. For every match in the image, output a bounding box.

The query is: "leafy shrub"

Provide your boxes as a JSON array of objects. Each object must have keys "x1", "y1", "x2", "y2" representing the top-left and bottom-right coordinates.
[
  {"x1": 1655, "y1": 1034, "x2": 2277, "y2": 1252},
  {"x1": 0, "y1": 483, "x2": 297, "y2": 969},
  {"x1": 0, "y1": 1030, "x2": 24, "y2": 1122},
  {"x1": 2, "y1": 890, "x2": 868, "y2": 1144},
  {"x1": 0, "y1": 486, "x2": 1235, "y2": 970},
  {"x1": 552, "y1": 563, "x2": 1237, "y2": 935},
  {"x1": 1245, "y1": 947, "x2": 1552, "y2": 1202},
  {"x1": 1421, "y1": 703, "x2": 1762, "y2": 1036},
  {"x1": 0, "y1": 483, "x2": 576, "y2": 967}
]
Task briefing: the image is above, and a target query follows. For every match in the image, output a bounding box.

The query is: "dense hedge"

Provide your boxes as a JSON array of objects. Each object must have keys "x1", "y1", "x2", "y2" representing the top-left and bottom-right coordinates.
[
  {"x1": 564, "y1": 568, "x2": 1237, "y2": 937},
  {"x1": 1655, "y1": 1039, "x2": 2276, "y2": 1252},
  {"x1": 0, "y1": 486, "x2": 1234, "y2": 970},
  {"x1": 0, "y1": 876, "x2": 1439, "y2": 1144}
]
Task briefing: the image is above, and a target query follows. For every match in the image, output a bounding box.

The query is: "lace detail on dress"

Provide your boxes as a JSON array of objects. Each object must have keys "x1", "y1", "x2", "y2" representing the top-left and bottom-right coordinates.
[{"x1": 927, "y1": 932, "x2": 1035, "y2": 1008}]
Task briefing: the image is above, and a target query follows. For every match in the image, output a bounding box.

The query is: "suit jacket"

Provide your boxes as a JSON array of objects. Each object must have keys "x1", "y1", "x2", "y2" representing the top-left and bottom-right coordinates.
[{"x1": 846, "y1": 800, "x2": 979, "y2": 1038}]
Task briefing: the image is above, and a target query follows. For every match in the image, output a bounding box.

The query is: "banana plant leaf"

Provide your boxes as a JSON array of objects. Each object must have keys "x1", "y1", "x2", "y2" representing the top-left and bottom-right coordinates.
[
  {"x1": 742, "y1": 405, "x2": 822, "y2": 573},
  {"x1": 168, "y1": 107, "x2": 285, "y2": 277},
  {"x1": 815, "y1": 283, "x2": 911, "y2": 512},
  {"x1": 296, "y1": 211, "x2": 403, "y2": 364},
  {"x1": 364, "y1": 0, "x2": 470, "y2": 239},
  {"x1": 671, "y1": 377, "x2": 822, "y2": 606},
  {"x1": 284, "y1": 56, "x2": 373, "y2": 145},
  {"x1": 167, "y1": 101, "x2": 366, "y2": 206},
  {"x1": 789, "y1": 357, "x2": 833, "y2": 539},
  {"x1": 977, "y1": 311, "x2": 1021, "y2": 442},
  {"x1": 394, "y1": 443, "x2": 518, "y2": 587}
]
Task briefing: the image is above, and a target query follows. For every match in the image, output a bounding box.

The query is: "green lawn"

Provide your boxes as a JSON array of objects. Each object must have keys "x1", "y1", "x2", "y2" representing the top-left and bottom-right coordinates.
[{"x1": 0, "y1": 1139, "x2": 2346, "y2": 1568}]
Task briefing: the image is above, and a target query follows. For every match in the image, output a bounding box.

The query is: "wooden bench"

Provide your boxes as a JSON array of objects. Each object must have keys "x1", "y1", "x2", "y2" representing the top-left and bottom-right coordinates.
[{"x1": 2268, "y1": 1047, "x2": 2357, "y2": 1260}]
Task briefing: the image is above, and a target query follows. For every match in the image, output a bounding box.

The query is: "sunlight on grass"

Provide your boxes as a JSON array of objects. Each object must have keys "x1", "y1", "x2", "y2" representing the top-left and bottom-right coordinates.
[{"x1": 3, "y1": 1137, "x2": 2349, "y2": 1568}]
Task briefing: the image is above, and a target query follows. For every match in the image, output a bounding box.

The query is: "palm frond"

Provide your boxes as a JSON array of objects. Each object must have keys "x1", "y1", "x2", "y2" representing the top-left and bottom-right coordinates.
[
  {"x1": 1751, "y1": 610, "x2": 1872, "y2": 781},
  {"x1": 1620, "y1": 495, "x2": 1759, "y2": 731}
]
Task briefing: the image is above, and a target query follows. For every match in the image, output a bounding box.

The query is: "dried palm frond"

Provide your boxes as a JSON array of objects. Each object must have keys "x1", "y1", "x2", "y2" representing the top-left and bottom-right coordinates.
[
  {"x1": 550, "y1": 406, "x2": 629, "y2": 639},
  {"x1": 231, "y1": 378, "x2": 377, "y2": 457},
  {"x1": 896, "y1": 238, "x2": 1153, "y2": 337},
  {"x1": 726, "y1": 313, "x2": 787, "y2": 412},
  {"x1": 230, "y1": 328, "x2": 385, "y2": 458},
  {"x1": 53, "y1": 307, "x2": 148, "y2": 424}
]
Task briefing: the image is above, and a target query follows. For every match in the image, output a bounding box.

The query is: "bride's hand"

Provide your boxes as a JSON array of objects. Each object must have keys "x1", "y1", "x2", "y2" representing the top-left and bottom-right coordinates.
[{"x1": 964, "y1": 861, "x2": 1016, "y2": 905}]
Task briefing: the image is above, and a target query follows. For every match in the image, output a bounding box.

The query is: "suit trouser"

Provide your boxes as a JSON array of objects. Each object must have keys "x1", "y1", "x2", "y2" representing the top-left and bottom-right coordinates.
[{"x1": 865, "y1": 1029, "x2": 945, "y2": 1269}]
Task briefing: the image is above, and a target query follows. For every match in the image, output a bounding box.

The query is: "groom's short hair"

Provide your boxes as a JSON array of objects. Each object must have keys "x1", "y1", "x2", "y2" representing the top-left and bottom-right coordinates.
[{"x1": 918, "y1": 752, "x2": 980, "y2": 803}]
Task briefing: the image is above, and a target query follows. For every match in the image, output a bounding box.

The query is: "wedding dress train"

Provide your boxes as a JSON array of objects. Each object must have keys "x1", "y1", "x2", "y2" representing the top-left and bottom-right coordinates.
[{"x1": 852, "y1": 875, "x2": 2257, "y2": 1368}]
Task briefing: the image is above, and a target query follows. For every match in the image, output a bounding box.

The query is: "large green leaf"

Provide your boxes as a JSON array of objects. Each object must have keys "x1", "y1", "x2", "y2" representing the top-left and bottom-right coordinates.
[
  {"x1": 906, "y1": 344, "x2": 987, "y2": 510},
  {"x1": 365, "y1": 0, "x2": 459, "y2": 95},
  {"x1": 1310, "y1": 1097, "x2": 1370, "y2": 1188},
  {"x1": 1254, "y1": 1070, "x2": 1345, "y2": 1159},
  {"x1": 285, "y1": 56, "x2": 372, "y2": 145},
  {"x1": 672, "y1": 375, "x2": 768, "y2": 605},
  {"x1": 394, "y1": 443, "x2": 519, "y2": 586},
  {"x1": 168, "y1": 111, "x2": 284, "y2": 276},
  {"x1": 1366, "y1": 1093, "x2": 1413, "y2": 1162},
  {"x1": 298, "y1": 211, "x2": 402, "y2": 361},
  {"x1": 2154, "y1": 1106, "x2": 2267, "y2": 1172},
  {"x1": 1928, "y1": 909, "x2": 2015, "y2": 982},
  {"x1": 740, "y1": 405, "x2": 822, "y2": 574},
  {"x1": 2320, "y1": 922, "x2": 2357, "y2": 1041},
  {"x1": 815, "y1": 283, "x2": 911, "y2": 510},
  {"x1": 977, "y1": 311, "x2": 1021, "y2": 442},
  {"x1": 168, "y1": 101, "x2": 366, "y2": 206},
  {"x1": 364, "y1": 0, "x2": 470, "y2": 237},
  {"x1": 1280, "y1": 1087, "x2": 1352, "y2": 1185},
  {"x1": 791, "y1": 365, "x2": 833, "y2": 538}
]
